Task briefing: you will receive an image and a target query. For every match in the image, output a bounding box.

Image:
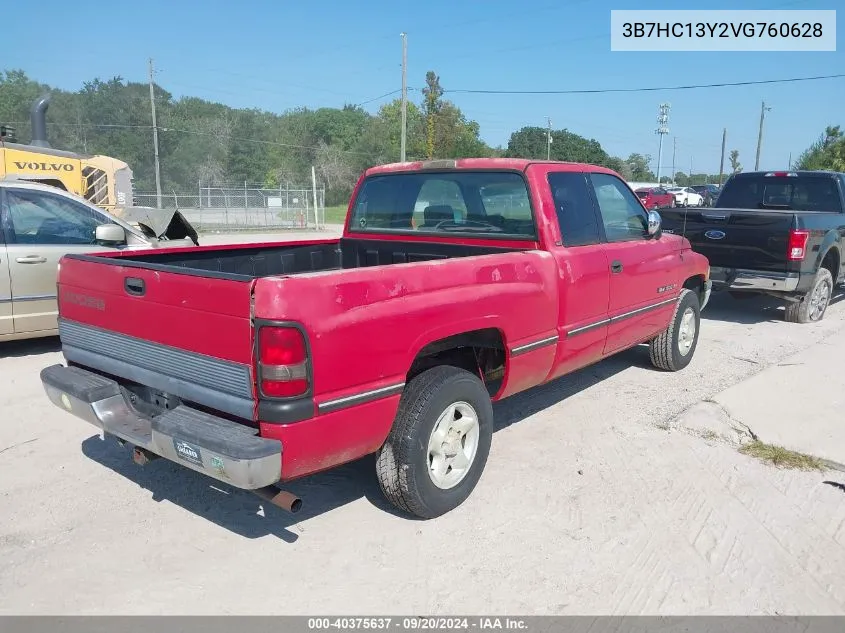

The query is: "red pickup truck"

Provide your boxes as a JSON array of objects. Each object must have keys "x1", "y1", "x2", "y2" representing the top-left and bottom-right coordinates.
[{"x1": 41, "y1": 158, "x2": 711, "y2": 519}]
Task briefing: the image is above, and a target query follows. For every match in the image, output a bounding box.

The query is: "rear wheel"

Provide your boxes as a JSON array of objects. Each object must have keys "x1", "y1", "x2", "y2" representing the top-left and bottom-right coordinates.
[
  {"x1": 784, "y1": 267, "x2": 833, "y2": 324},
  {"x1": 649, "y1": 289, "x2": 701, "y2": 371},
  {"x1": 375, "y1": 365, "x2": 494, "y2": 519}
]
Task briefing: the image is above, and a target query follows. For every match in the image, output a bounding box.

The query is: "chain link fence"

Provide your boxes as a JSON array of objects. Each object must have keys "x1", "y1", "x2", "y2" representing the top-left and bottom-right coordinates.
[{"x1": 134, "y1": 183, "x2": 326, "y2": 233}]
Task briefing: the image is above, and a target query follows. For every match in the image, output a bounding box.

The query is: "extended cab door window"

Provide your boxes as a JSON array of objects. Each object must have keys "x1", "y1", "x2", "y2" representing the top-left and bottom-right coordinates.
[
  {"x1": 548, "y1": 172, "x2": 601, "y2": 247},
  {"x1": 589, "y1": 173, "x2": 649, "y2": 243}
]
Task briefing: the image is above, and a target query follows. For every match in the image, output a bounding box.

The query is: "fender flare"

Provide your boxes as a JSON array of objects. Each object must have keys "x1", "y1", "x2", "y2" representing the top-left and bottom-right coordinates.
[{"x1": 814, "y1": 232, "x2": 841, "y2": 278}]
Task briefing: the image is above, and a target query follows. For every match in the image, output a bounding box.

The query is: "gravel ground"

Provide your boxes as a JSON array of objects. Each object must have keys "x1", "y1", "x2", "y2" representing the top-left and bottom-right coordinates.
[{"x1": 2, "y1": 239, "x2": 845, "y2": 614}]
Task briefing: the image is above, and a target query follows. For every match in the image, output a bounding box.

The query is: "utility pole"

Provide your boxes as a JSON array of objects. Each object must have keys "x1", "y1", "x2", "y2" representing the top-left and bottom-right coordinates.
[
  {"x1": 546, "y1": 117, "x2": 552, "y2": 160},
  {"x1": 148, "y1": 58, "x2": 162, "y2": 209},
  {"x1": 788, "y1": 151, "x2": 792, "y2": 170},
  {"x1": 671, "y1": 137, "x2": 677, "y2": 185},
  {"x1": 655, "y1": 103, "x2": 670, "y2": 185},
  {"x1": 400, "y1": 32, "x2": 408, "y2": 162},
  {"x1": 718, "y1": 128, "x2": 727, "y2": 186},
  {"x1": 689, "y1": 156, "x2": 693, "y2": 184},
  {"x1": 754, "y1": 100, "x2": 771, "y2": 171}
]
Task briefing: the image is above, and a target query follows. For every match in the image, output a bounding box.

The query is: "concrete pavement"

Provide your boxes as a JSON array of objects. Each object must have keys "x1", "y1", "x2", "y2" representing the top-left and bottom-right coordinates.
[{"x1": 710, "y1": 324, "x2": 845, "y2": 466}]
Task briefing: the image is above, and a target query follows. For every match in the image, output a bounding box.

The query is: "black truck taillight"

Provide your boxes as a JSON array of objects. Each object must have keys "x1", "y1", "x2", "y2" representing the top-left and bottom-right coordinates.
[
  {"x1": 787, "y1": 229, "x2": 810, "y2": 261},
  {"x1": 258, "y1": 326, "x2": 309, "y2": 397}
]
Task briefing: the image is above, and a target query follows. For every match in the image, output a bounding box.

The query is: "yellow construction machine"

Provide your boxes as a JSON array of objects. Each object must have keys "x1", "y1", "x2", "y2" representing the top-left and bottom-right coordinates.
[
  {"x1": 0, "y1": 95, "x2": 198, "y2": 244},
  {"x1": 0, "y1": 95, "x2": 134, "y2": 211}
]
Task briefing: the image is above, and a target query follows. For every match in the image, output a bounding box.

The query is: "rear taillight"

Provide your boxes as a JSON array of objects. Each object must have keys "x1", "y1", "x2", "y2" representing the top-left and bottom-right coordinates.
[
  {"x1": 765, "y1": 171, "x2": 798, "y2": 178},
  {"x1": 787, "y1": 229, "x2": 810, "y2": 261},
  {"x1": 259, "y1": 326, "x2": 309, "y2": 397}
]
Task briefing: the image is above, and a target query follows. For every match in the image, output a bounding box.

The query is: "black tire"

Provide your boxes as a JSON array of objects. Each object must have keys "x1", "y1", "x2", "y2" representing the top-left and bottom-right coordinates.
[
  {"x1": 784, "y1": 267, "x2": 833, "y2": 324},
  {"x1": 649, "y1": 288, "x2": 701, "y2": 371},
  {"x1": 375, "y1": 365, "x2": 494, "y2": 519}
]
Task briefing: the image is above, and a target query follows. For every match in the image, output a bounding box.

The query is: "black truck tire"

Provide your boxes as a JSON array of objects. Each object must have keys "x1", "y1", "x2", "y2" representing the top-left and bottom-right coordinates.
[
  {"x1": 784, "y1": 267, "x2": 833, "y2": 324},
  {"x1": 649, "y1": 289, "x2": 701, "y2": 371},
  {"x1": 375, "y1": 365, "x2": 493, "y2": 519}
]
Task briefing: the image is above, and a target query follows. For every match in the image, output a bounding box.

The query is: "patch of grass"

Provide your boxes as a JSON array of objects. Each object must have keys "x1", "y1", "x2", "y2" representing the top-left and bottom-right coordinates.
[
  {"x1": 324, "y1": 205, "x2": 348, "y2": 224},
  {"x1": 739, "y1": 441, "x2": 826, "y2": 471}
]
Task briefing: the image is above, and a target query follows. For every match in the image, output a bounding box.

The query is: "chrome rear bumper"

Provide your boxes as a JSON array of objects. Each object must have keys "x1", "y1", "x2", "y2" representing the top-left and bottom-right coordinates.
[
  {"x1": 709, "y1": 267, "x2": 800, "y2": 293},
  {"x1": 41, "y1": 364, "x2": 282, "y2": 490}
]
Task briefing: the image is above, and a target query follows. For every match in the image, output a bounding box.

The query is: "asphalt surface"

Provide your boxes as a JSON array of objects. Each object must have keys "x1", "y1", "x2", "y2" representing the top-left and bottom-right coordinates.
[{"x1": 2, "y1": 230, "x2": 845, "y2": 615}]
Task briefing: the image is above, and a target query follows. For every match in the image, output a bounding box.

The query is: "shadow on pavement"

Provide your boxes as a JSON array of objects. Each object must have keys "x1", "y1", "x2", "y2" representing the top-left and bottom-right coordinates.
[
  {"x1": 81, "y1": 435, "x2": 380, "y2": 543},
  {"x1": 701, "y1": 292, "x2": 786, "y2": 325},
  {"x1": 0, "y1": 336, "x2": 61, "y2": 359},
  {"x1": 702, "y1": 290, "x2": 845, "y2": 326},
  {"x1": 79, "y1": 350, "x2": 637, "y2": 541}
]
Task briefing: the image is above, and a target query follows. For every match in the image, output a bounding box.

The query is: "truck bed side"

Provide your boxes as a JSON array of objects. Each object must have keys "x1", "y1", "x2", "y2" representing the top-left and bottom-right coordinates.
[{"x1": 251, "y1": 246, "x2": 559, "y2": 479}]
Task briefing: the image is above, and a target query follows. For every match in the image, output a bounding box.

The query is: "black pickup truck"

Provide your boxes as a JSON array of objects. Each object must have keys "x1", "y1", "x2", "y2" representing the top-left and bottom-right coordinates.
[{"x1": 660, "y1": 170, "x2": 845, "y2": 323}]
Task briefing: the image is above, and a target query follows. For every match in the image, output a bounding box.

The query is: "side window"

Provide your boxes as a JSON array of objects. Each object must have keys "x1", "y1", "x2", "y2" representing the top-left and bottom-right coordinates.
[
  {"x1": 547, "y1": 172, "x2": 600, "y2": 247},
  {"x1": 589, "y1": 173, "x2": 649, "y2": 243},
  {"x1": 6, "y1": 189, "x2": 110, "y2": 245}
]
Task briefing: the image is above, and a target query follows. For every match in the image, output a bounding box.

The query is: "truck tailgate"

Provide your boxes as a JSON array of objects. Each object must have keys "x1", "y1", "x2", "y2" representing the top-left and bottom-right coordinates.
[
  {"x1": 661, "y1": 208, "x2": 796, "y2": 272},
  {"x1": 57, "y1": 254, "x2": 257, "y2": 420}
]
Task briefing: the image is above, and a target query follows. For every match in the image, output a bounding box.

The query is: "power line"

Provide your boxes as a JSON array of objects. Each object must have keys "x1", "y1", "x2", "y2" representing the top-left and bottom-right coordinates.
[
  {"x1": 443, "y1": 73, "x2": 845, "y2": 95},
  {"x1": 5, "y1": 121, "x2": 385, "y2": 157},
  {"x1": 355, "y1": 88, "x2": 405, "y2": 107},
  {"x1": 159, "y1": 127, "x2": 385, "y2": 158}
]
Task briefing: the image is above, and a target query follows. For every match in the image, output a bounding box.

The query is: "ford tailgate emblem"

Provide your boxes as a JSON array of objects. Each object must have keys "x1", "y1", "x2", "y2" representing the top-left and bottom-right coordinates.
[{"x1": 705, "y1": 230, "x2": 726, "y2": 240}]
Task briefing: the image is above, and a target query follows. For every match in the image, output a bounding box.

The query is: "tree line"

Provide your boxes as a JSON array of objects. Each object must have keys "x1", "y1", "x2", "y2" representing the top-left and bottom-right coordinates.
[{"x1": 2, "y1": 69, "x2": 840, "y2": 206}]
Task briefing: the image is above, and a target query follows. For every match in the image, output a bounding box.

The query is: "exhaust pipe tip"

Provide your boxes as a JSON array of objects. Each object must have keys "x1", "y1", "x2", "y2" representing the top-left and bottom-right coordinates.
[
  {"x1": 254, "y1": 486, "x2": 302, "y2": 514},
  {"x1": 30, "y1": 94, "x2": 51, "y2": 148}
]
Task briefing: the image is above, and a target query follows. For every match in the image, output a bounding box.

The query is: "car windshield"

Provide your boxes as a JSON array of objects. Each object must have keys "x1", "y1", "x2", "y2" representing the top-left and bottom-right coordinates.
[
  {"x1": 348, "y1": 170, "x2": 536, "y2": 239},
  {"x1": 716, "y1": 175, "x2": 842, "y2": 212},
  {"x1": 635, "y1": 190, "x2": 648, "y2": 198}
]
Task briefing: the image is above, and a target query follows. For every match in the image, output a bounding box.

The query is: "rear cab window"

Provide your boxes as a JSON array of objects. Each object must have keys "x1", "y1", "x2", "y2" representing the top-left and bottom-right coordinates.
[
  {"x1": 348, "y1": 170, "x2": 537, "y2": 240},
  {"x1": 717, "y1": 174, "x2": 843, "y2": 212},
  {"x1": 547, "y1": 171, "x2": 600, "y2": 247}
]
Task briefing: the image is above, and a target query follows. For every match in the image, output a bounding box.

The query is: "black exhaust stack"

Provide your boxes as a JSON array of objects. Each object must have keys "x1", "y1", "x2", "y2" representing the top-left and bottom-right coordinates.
[{"x1": 30, "y1": 94, "x2": 51, "y2": 148}]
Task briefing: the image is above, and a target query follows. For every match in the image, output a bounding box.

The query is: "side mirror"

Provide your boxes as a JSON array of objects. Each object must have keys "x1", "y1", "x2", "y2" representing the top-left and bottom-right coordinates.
[
  {"x1": 647, "y1": 210, "x2": 662, "y2": 238},
  {"x1": 95, "y1": 224, "x2": 126, "y2": 245}
]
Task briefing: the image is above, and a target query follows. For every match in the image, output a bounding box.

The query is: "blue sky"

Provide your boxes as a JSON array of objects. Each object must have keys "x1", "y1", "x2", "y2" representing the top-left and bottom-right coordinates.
[{"x1": 2, "y1": 0, "x2": 842, "y2": 175}]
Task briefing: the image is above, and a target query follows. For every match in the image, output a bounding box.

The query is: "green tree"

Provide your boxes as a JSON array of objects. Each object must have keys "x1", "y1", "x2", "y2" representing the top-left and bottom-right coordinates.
[
  {"x1": 606, "y1": 156, "x2": 629, "y2": 178},
  {"x1": 225, "y1": 111, "x2": 268, "y2": 184},
  {"x1": 505, "y1": 126, "x2": 613, "y2": 167},
  {"x1": 624, "y1": 153, "x2": 655, "y2": 181},
  {"x1": 796, "y1": 125, "x2": 845, "y2": 171},
  {"x1": 729, "y1": 149, "x2": 742, "y2": 174},
  {"x1": 422, "y1": 71, "x2": 444, "y2": 159}
]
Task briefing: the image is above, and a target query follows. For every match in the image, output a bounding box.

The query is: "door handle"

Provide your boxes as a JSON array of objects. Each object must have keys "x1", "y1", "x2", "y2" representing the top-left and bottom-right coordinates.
[
  {"x1": 611, "y1": 260, "x2": 623, "y2": 274},
  {"x1": 124, "y1": 277, "x2": 146, "y2": 296},
  {"x1": 16, "y1": 256, "x2": 47, "y2": 264}
]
